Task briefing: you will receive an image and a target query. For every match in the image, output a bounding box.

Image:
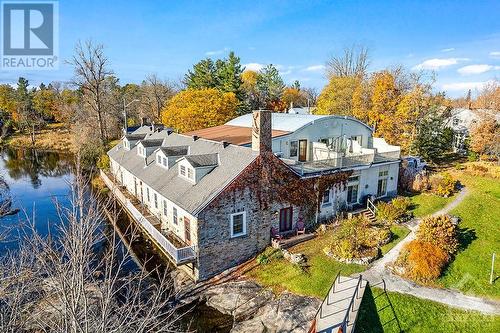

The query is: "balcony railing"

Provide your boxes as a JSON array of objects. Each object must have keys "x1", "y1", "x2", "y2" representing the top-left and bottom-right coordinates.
[{"x1": 100, "y1": 170, "x2": 196, "y2": 264}]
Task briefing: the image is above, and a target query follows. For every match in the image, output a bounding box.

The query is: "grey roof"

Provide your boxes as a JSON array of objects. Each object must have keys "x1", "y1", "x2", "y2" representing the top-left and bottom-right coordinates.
[
  {"x1": 108, "y1": 129, "x2": 257, "y2": 215},
  {"x1": 159, "y1": 145, "x2": 189, "y2": 156},
  {"x1": 184, "y1": 153, "x2": 219, "y2": 167},
  {"x1": 140, "y1": 138, "x2": 164, "y2": 147},
  {"x1": 125, "y1": 133, "x2": 147, "y2": 140}
]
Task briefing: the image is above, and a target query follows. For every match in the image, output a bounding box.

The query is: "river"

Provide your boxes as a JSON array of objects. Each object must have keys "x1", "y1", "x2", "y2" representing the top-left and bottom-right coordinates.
[{"x1": 0, "y1": 147, "x2": 233, "y2": 332}]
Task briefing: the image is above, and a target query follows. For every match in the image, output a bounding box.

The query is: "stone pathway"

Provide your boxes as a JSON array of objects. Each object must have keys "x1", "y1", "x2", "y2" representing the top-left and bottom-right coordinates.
[{"x1": 361, "y1": 187, "x2": 500, "y2": 315}]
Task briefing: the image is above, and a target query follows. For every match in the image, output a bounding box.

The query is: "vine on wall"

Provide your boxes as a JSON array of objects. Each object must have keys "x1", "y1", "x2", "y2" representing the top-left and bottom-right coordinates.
[{"x1": 212, "y1": 152, "x2": 352, "y2": 222}]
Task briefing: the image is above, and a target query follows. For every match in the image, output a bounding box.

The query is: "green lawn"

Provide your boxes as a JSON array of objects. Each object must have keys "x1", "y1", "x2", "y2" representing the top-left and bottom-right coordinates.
[
  {"x1": 356, "y1": 287, "x2": 500, "y2": 333},
  {"x1": 381, "y1": 225, "x2": 411, "y2": 255},
  {"x1": 438, "y1": 174, "x2": 500, "y2": 299},
  {"x1": 246, "y1": 232, "x2": 366, "y2": 297},
  {"x1": 408, "y1": 192, "x2": 454, "y2": 218}
]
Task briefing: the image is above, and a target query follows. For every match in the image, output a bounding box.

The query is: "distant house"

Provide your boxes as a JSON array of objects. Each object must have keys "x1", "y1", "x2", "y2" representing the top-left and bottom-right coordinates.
[
  {"x1": 445, "y1": 108, "x2": 500, "y2": 153},
  {"x1": 287, "y1": 106, "x2": 316, "y2": 115},
  {"x1": 107, "y1": 111, "x2": 401, "y2": 281}
]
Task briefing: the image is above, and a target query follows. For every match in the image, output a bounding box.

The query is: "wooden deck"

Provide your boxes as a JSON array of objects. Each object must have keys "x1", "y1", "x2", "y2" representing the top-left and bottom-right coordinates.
[{"x1": 310, "y1": 275, "x2": 367, "y2": 333}]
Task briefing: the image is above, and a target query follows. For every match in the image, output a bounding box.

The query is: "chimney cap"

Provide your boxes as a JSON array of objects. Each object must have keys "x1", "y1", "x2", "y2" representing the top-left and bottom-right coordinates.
[
  {"x1": 192, "y1": 135, "x2": 199, "y2": 141},
  {"x1": 222, "y1": 141, "x2": 230, "y2": 148}
]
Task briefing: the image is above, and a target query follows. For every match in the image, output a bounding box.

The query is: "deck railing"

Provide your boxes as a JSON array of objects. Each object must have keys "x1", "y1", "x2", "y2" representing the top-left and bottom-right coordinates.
[{"x1": 100, "y1": 170, "x2": 197, "y2": 264}]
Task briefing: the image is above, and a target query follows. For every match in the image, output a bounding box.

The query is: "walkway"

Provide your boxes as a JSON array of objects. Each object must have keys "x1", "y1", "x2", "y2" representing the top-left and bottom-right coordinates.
[{"x1": 361, "y1": 187, "x2": 500, "y2": 315}]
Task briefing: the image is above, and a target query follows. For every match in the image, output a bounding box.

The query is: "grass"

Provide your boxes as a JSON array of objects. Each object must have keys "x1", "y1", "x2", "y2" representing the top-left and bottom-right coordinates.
[
  {"x1": 5, "y1": 123, "x2": 75, "y2": 152},
  {"x1": 437, "y1": 171, "x2": 500, "y2": 299},
  {"x1": 381, "y1": 225, "x2": 411, "y2": 256},
  {"x1": 246, "y1": 231, "x2": 365, "y2": 297},
  {"x1": 408, "y1": 192, "x2": 454, "y2": 218},
  {"x1": 356, "y1": 286, "x2": 500, "y2": 333}
]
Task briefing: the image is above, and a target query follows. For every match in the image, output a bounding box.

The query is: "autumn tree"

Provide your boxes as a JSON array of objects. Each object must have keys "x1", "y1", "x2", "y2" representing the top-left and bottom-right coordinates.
[
  {"x1": 69, "y1": 40, "x2": 114, "y2": 144},
  {"x1": 241, "y1": 70, "x2": 261, "y2": 111},
  {"x1": 315, "y1": 76, "x2": 361, "y2": 116},
  {"x1": 32, "y1": 84, "x2": 57, "y2": 120},
  {"x1": 326, "y1": 45, "x2": 369, "y2": 78},
  {"x1": 475, "y1": 81, "x2": 500, "y2": 110},
  {"x1": 469, "y1": 116, "x2": 500, "y2": 158},
  {"x1": 281, "y1": 86, "x2": 308, "y2": 109},
  {"x1": 55, "y1": 88, "x2": 81, "y2": 124},
  {"x1": 161, "y1": 88, "x2": 238, "y2": 132},
  {"x1": 369, "y1": 70, "x2": 401, "y2": 139}
]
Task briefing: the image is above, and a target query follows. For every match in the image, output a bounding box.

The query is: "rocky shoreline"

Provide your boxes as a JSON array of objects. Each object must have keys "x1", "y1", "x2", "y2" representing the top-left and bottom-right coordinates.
[{"x1": 174, "y1": 272, "x2": 320, "y2": 332}]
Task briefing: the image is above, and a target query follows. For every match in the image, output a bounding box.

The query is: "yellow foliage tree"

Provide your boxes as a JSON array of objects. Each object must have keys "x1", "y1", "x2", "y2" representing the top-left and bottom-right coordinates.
[
  {"x1": 315, "y1": 76, "x2": 361, "y2": 116},
  {"x1": 161, "y1": 88, "x2": 238, "y2": 133},
  {"x1": 469, "y1": 116, "x2": 500, "y2": 157},
  {"x1": 281, "y1": 87, "x2": 307, "y2": 109},
  {"x1": 369, "y1": 71, "x2": 401, "y2": 143},
  {"x1": 0, "y1": 84, "x2": 18, "y2": 117}
]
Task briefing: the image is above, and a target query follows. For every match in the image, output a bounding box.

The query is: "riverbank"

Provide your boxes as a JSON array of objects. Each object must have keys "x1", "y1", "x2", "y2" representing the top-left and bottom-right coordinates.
[{"x1": 2, "y1": 123, "x2": 76, "y2": 152}]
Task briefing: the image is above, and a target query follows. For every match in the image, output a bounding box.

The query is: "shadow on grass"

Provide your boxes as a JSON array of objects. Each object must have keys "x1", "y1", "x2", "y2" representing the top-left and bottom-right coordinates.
[
  {"x1": 457, "y1": 227, "x2": 477, "y2": 252},
  {"x1": 354, "y1": 286, "x2": 384, "y2": 333},
  {"x1": 355, "y1": 284, "x2": 403, "y2": 333}
]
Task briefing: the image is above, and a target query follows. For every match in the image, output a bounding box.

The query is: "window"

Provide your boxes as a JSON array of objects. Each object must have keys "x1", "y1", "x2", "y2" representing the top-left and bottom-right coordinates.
[
  {"x1": 322, "y1": 189, "x2": 331, "y2": 204},
  {"x1": 187, "y1": 168, "x2": 194, "y2": 180},
  {"x1": 379, "y1": 170, "x2": 389, "y2": 177},
  {"x1": 351, "y1": 135, "x2": 362, "y2": 145},
  {"x1": 230, "y1": 212, "x2": 247, "y2": 238},
  {"x1": 173, "y1": 207, "x2": 178, "y2": 225},
  {"x1": 377, "y1": 178, "x2": 387, "y2": 197},
  {"x1": 348, "y1": 175, "x2": 360, "y2": 182},
  {"x1": 452, "y1": 117, "x2": 459, "y2": 126},
  {"x1": 157, "y1": 155, "x2": 161, "y2": 164},
  {"x1": 289, "y1": 141, "x2": 298, "y2": 157},
  {"x1": 347, "y1": 184, "x2": 358, "y2": 204},
  {"x1": 180, "y1": 165, "x2": 186, "y2": 176},
  {"x1": 163, "y1": 200, "x2": 167, "y2": 216},
  {"x1": 162, "y1": 157, "x2": 167, "y2": 167},
  {"x1": 154, "y1": 193, "x2": 158, "y2": 209},
  {"x1": 146, "y1": 187, "x2": 150, "y2": 202}
]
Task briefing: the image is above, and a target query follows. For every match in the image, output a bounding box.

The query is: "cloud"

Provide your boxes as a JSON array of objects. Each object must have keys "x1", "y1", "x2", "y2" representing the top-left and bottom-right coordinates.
[
  {"x1": 304, "y1": 65, "x2": 325, "y2": 72},
  {"x1": 412, "y1": 57, "x2": 468, "y2": 70},
  {"x1": 442, "y1": 80, "x2": 498, "y2": 92},
  {"x1": 441, "y1": 48, "x2": 455, "y2": 52},
  {"x1": 205, "y1": 47, "x2": 229, "y2": 56},
  {"x1": 457, "y1": 64, "x2": 500, "y2": 75},
  {"x1": 490, "y1": 51, "x2": 500, "y2": 58},
  {"x1": 243, "y1": 63, "x2": 265, "y2": 72}
]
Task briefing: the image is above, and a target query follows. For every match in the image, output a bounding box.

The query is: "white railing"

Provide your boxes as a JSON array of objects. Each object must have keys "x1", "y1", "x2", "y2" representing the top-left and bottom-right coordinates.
[
  {"x1": 100, "y1": 170, "x2": 196, "y2": 264},
  {"x1": 367, "y1": 197, "x2": 378, "y2": 216}
]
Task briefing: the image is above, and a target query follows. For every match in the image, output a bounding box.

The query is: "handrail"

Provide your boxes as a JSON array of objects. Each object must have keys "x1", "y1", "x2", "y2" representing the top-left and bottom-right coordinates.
[
  {"x1": 341, "y1": 275, "x2": 363, "y2": 331},
  {"x1": 367, "y1": 197, "x2": 378, "y2": 216},
  {"x1": 100, "y1": 170, "x2": 196, "y2": 264}
]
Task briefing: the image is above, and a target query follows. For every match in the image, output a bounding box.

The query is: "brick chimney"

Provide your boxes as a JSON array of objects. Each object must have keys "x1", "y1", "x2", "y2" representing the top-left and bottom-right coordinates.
[{"x1": 251, "y1": 110, "x2": 272, "y2": 153}]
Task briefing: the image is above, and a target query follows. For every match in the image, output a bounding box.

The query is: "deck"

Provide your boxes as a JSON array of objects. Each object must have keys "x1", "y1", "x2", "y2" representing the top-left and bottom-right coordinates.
[
  {"x1": 100, "y1": 170, "x2": 196, "y2": 265},
  {"x1": 310, "y1": 275, "x2": 367, "y2": 333}
]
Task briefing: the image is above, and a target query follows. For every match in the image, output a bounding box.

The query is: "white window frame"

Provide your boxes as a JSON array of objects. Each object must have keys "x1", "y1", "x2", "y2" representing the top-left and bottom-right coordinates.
[
  {"x1": 173, "y1": 207, "x2": 178, "y2": 225},
  {"x1": 163, "y1": 200, "x2": 167, "y2": 216},
  {"x1": 289, "y1": 140, "x2": 298, "y2": 157},
  {"x1": 322, "y1": 189, "x2": 331, "y2": 205},
  {"x1": 180, "y1": 165, "x2": 186, "y2": 176},
  {"x1": 230, "y1": 211, "x2": 247, "y2": 238},
  {"x1": 187, "y1": 167, "x2": 194, "y2": 180}
]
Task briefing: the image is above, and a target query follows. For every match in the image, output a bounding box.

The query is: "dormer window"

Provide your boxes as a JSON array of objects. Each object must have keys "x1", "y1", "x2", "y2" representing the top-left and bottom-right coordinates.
[
  {"x1": 138, "y1": 145, "x2": 145, "y2": 157},
  {"x1": 180, "y1": 165, "x2": 186, "y2": 176},
  {"x1": 187, "y1": 168, "x2": 194, "y2": 180}
]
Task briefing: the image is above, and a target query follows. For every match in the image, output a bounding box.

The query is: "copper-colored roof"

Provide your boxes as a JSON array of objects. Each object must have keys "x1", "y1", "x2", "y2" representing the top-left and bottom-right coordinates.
[{"x1": 185, "y1": 125, "x2": 290, "y2": 145}]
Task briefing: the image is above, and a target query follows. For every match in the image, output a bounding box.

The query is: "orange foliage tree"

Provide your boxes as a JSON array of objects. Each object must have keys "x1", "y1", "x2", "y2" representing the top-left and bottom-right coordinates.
[
  {"x1": 161, "y1": 88, "x2": 238, "y2": 133},
  {"x1": 403, "y1": 240, "x2": 449, "y2": 283}
]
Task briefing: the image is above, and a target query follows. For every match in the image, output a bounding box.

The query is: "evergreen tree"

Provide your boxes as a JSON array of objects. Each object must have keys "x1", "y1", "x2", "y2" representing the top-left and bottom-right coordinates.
[
  {"x1": 412, "y1": 109, "x2": 453, "y2": 162},
  {"x1": 184, "y1": 58, "x2": 218, "y2": 89},
  {"x1": 256, "y1": 64, "x2": 285, "y2": 107}
]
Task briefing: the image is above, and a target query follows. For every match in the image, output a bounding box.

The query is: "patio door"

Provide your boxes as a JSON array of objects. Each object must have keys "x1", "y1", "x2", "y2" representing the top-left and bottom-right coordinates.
[
  {"x1": 279, "y1": 207, "x2": 293, "y2": 232},
  {"x1": 377, "y1": 178, "x2": 387, "y2": 197},
  {"x1": 298, "y1": 140, "x2": 307, "y2": 162},
  {"x1": 184, "y1": 217, "x2": 191, "y2": 245}
]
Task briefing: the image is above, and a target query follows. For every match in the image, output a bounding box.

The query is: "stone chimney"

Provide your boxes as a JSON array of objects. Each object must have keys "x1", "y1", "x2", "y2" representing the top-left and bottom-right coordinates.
[{"x1": 251, "y1": 110, "x2": 272, "y2": 154}]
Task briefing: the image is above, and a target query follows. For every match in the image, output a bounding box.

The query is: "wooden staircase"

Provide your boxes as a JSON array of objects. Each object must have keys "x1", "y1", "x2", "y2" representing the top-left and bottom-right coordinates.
[
  {"x1": 309, "y1": 274, "x2": 367, "y2": 333},
  {"x1": 361, "y1": 209, "x2": 377, "y2": 224}
]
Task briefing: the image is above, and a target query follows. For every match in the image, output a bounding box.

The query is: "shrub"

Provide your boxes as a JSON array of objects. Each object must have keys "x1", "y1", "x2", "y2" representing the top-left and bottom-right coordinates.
[
  {"x1": 467, "y1": 151, "x2": 478, "y2": 162},
  {"x1": 256, "y1": 253, "x2": 270, "y2": 265},
  {"x1": 97, "y1": 153, "x2": 110, "y2": 170},
  {"x1": 376, "y1": 196, "x2": 411, "y2": 224},
  {"x1": 430, "y1": 173, "x2": 456, "y2": 197},
  {"x1": 417, "y1": 215, "x2": 459, "y2": 255},
  {"x1": 402, "y1": 240, "x2": 449, "y2": 283}
]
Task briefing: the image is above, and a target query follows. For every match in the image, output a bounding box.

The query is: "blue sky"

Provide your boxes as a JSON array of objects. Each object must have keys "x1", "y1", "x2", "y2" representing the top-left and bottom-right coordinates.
[{"x1": 2, "y1": 0, "x2": 500, "y2": 97}]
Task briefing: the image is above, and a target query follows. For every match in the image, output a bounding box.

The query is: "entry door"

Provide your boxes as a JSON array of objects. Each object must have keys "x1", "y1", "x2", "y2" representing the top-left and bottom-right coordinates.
[
  {"x1": 298, "y1": 140, "x2": 307, "y2": 162},
  {"x1": 377, "y1": 178, "x2": 387, "y2": 197},
  {"x1": 184, "y1": 217, "x2": 191, "y2": 245},
  {"x1": 279, "y1": 207, "x2": 293, "y2": 232}
]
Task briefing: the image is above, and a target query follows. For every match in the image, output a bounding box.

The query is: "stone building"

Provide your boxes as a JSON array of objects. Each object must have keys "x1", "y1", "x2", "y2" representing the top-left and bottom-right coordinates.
[{"x1": 107, "y1": 110, "x2": 401, "y2": 281}]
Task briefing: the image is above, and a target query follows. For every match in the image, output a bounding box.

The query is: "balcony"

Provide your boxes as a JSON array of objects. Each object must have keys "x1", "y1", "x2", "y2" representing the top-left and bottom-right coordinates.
[{"x1": 100, "y1": 170, "x2": 196, "y2": 265}]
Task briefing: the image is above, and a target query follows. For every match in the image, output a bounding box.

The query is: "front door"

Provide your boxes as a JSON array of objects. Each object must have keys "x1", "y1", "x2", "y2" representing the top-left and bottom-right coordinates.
[
  {"x1": 184, "y1": 217, "x2": 191, "y2": 245},
  {"x1": 298, "y1": 140, "x2": 307, "y2": 162},
  {"x1": 279, "y1": 207, "x2": 293, "y2": 232}
]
